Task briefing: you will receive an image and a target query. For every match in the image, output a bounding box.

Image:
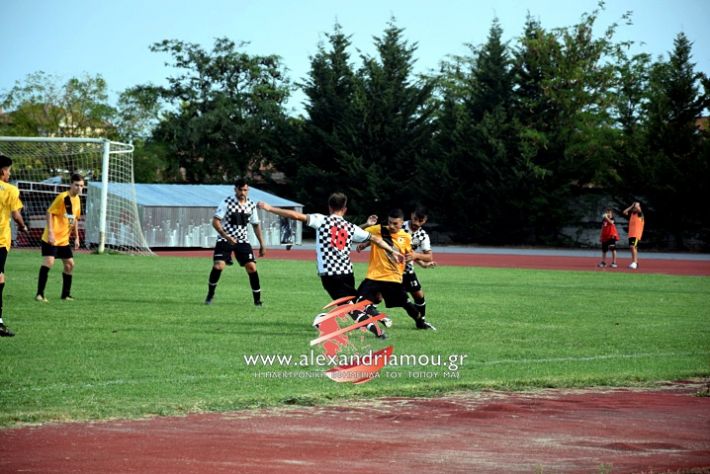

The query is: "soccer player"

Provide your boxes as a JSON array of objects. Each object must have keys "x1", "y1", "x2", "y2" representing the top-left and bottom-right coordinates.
[
  {"x1": 258, "y1": 193, "x2": 403, "y2": 338},
  {"x1": 0, "y1": 154, "x2": 30, "y2": 337},
  {"x1": 623, "y1": 201, "x2": 645, "y2": 270},
  {"x1": 403, "y1": 206, "x2": 435, "y2": 320},
  {"x1": 205, "y1": 179, "x2": 265, "y2": 306},
  {"x1": 257, "y1": 193, "x2": 402, "y2": 302},
  {"x1": 358, "y1": 208, "x2": 436, "y2": 331},
  {"x1": 35, "y1": 173, "x2": 84, "y2": 302}
]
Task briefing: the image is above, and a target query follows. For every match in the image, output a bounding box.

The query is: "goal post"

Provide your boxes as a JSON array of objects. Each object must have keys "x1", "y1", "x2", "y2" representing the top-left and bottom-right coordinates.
[{"x1": 0, "y1": 136, "x2": 153, "y2": 255}]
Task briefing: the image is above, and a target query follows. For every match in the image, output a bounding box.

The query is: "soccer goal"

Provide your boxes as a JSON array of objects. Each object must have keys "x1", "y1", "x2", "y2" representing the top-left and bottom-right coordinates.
[{"x1": 0, "y1": 136, "x2": 152, "y2": 255}]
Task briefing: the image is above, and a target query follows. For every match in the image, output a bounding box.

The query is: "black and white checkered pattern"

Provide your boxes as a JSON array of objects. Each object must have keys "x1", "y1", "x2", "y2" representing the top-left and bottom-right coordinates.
[
  {"x1": 214, "y1": 197, "x2": 259, "y2": 244},
  {"x1": 307, "y1": 214, "x2": 370, "y2": 276},
  {"x1": 404, "y1": 220, "x2": 431, "y2": 274}
]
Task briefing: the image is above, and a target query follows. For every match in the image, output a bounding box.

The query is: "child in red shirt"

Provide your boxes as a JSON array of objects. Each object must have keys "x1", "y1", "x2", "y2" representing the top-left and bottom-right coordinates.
[{"x1": 598, "y1": 207, "x2": 619, "y2": 268}]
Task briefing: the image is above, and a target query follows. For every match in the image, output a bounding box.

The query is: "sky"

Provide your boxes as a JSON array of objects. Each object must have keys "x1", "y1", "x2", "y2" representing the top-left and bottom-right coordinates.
[{"x1": 1, "y1": 0, "x2": 709, "y2": 116}]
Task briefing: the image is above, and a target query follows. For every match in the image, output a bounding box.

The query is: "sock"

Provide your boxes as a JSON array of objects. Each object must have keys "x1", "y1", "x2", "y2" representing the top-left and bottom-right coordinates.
[
  {"x1": 61, "y1": 273, "x2": 72, "y2": 299},
  {"x1": 414, "y1": 296, "x2": 426, "y2": 317},
  {"x1": 207, "y1": 268, "x2": 222, "y2": 298},
  {"x1": 404, "y1": 301, "x2": 421, "y2": 321},
  {"x1": 0, "y1": 281, "x2": 4, "y2": 321},
  {"x1": 37, "y1": 265, "x2": 50, "y2": 297},
  {"x1": 353, "y1": 310, "x2": 383, "y2": 336},
  {"x1": 249, "y1": 271, "x2": 261, "y2": 303}
]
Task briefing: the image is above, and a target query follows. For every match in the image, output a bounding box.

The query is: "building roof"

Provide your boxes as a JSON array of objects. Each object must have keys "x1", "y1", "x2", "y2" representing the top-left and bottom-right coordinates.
[{"x1": 88, "y1": 182, "x2": 301, "y2": 208}]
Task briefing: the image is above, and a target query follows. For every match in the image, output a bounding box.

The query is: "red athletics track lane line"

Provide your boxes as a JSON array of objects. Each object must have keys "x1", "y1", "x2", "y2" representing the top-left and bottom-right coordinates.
[
  {"x1": 1, "y1": 383, "x2": 709, "y2": 473},
  {"x1": 156, "y1": 248, "x2": 710, "y2": 276}
]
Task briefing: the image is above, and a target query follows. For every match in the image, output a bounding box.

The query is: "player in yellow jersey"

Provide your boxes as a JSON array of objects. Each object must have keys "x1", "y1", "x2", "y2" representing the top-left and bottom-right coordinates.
[
  {"x1": 35, "y1": 173, "x2": 84, "y2": 302},
  {"x1": 357, "y1": 208, "x2": 436, "y2": 332},
  {"x1": 0, "y1": 154, "x2": 30, "y2": 337}
]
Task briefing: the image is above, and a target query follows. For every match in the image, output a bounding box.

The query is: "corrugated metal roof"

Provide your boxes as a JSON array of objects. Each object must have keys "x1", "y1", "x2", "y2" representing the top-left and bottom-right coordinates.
[{"x1": 88, "y1": 183, "x2": 301, "y2": 208}]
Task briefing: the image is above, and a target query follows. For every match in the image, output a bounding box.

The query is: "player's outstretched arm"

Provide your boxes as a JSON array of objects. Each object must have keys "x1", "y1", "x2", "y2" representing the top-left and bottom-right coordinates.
[
  {"x1": 257, "y1": 201, "x2": 307, "y2": 222},
  {"x1": 411, "y1": 250, "x2": 433, "y2": 263},
  {"x1": 360, "y1": 215, "x2": 378, "y2": 229},
  {"x1": 370, "y1": 234, "x2": 404, "y2": 263}
]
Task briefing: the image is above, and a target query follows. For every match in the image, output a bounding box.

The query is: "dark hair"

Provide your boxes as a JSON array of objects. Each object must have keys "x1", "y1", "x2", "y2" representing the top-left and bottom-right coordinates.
[
  {"x1": 234, "y1": 178, "x2": 248, "y2": 189},
  {"x1": 71, "y1": 173, "x2": 84, "y2": 183},
  {"x1": 0, "y1": 153, "x2": 12, "y2": 168},
  {"x1": 412, "y1": 205, "x2": 428, "y2": 219},
  {"x1": 328, "y1": 192, "x2": 348, "y2": 211},
  {"x1": 388, "y1": 208, "x2": 404, "y2": 220}
]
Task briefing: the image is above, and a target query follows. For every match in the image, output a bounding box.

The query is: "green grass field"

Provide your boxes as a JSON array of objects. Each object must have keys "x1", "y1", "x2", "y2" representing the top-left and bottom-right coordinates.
[{"x1": 1, "y1": 249, "x2": 709, "y2": 426}]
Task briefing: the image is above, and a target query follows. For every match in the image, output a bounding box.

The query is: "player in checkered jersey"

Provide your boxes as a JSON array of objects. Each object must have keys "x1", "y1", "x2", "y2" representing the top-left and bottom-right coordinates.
[
  {"x1": 205, "y1": 179, "x2": 266, "y2": 306},
  {"x1": 403, "y1": 206, "x2": 436, "y2": 321},
  {"x1": 258, "y1": 193, "x2": 403, "y2": 338},
  {"x1": 258, "y1": 193, "x2": 401, "y2": 300}
]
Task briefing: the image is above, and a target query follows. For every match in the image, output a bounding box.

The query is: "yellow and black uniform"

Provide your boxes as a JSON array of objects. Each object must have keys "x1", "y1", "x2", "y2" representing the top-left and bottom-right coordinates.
[
  {"x1": 42, "y1": 191, "x2": 81, "y2": 247},
  {"x1": 1, "y1": 177, "x2": 25, "y2": 337},
  {"x1": 37, "y1": 190, "x2": 81, "y2": 301},
  {"x1": 0, "y1": 181, "x2": 23, "y2": 253},
  {"x1": 364, "y1": 224, "x2": 411, "y2": 282},
  {"x1": 357, "y1": 224, "x2": 416, "y2": 310}
]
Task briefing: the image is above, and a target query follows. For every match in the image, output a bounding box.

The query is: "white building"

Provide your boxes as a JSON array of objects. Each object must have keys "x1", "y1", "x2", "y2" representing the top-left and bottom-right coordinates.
[{"x1": 86, "y1": 183, "x2": 302, "y2": 248}]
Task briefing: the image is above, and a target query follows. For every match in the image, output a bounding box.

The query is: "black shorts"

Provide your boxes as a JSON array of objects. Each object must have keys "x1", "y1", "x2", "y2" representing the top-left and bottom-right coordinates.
[
  {"x1": 320, "y1": 274, "x2": 357, "y2": 301},
  {"x1": 601, "y1": 239, "x2": 617, "y2": 253},
  {"x1": 213, "y1": 241, "x2": 255, "y2": 266},
  {"x1": 0, "y1": 247, "x2": 7, "y2": 274},
  {"x1": 402, "y1": 272, "x2": 422, "y2": 293},
  {"x1": 41, "y1": 241, "x2": 73, "y2": 259},
  {"x1": 357, "y1": 279, "x2": 409, "y2": 308},
  {"x1": 629, "y1": 237, "x2": 640, "y2": 248}
]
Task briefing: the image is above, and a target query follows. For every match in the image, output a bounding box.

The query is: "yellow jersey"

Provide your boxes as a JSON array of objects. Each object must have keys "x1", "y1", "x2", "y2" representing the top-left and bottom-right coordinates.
[
  {"x1": 364, "y1": 224, "x2": 412, "y2": 283},
  {"x1": 42, "y1": 191, "x2": 81, "y2": 246},
  {"x1": 0, "y1": 181, "x2": 23, "y2": 250}
]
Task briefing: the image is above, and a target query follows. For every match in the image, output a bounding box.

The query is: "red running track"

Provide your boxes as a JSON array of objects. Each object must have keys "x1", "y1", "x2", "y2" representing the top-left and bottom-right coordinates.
[{"x1": 156, "y1": 247, "x2": 710, "y2": 276}]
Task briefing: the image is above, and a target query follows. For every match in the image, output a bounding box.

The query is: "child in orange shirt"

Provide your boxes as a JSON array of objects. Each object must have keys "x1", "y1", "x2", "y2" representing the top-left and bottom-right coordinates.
[{"x1": 623, "y1": 201, "x2": 645, "y2": 270}]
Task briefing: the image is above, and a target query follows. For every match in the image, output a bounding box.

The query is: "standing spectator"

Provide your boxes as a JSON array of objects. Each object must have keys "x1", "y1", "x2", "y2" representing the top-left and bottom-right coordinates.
[
  {"x1": 598, "y1": 207, "x2": 619, "y2": 268},
  {"x1": 0, "y1": 154, "x2": 29, "y2": 337},
  {"x1": 35, "y1": 173, "x2": 84, "y2": 302},
  {"x1": 205, "y1": 179, "x2": 265, "y2": 306},
  {"x1": 623, "y1": 201, "x2": 645, "y2": 270}
]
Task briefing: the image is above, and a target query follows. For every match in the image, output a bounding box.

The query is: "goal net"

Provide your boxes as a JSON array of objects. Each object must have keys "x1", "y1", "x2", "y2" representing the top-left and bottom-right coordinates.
[{"x1": 0, "y1": 136, "x2": 152, "y2": 255}]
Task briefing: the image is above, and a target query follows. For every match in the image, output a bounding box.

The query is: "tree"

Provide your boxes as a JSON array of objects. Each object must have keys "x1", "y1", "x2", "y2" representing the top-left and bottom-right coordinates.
[
  {"x1": 608, "y1": 48, "x2": 652, "y2": 194},
  {"x1": 432, "y1": 19, "x2": 521, "y2": 243},
  {"x1": 641, "y1": 32, "x2": 709, "y2": 247},
  {"x1": 295, "y1": 23, "x2": 365, "y2": 213},
  {"x1": 356, "y1": 19, "x2": 436, "y2": 215},
  {"x1": 510, "y1": 7, "x2": 625, "y2": 242},
  {"x1": 143, "y1": 38, "x2": 292, "y2": 183},
  {"x1": 0, "y1": 71, "x2": 116, "y2": 138}
]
